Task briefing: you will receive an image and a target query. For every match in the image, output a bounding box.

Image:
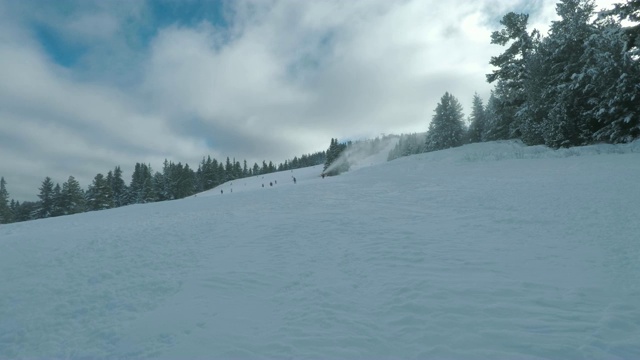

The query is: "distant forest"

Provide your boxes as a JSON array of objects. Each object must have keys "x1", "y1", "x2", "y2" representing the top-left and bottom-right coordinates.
[
  {"x1": 0, "y1": 151, "x2": 326, "y2": 224},
  {"x1": 1, "y1": 0, "x2": 638, "y2": 224}
]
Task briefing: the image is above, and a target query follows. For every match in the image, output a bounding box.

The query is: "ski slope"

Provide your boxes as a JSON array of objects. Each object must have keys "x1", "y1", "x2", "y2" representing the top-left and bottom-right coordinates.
[{"x1": 1, "y1": 140, "x2": 640, "y2": 359}]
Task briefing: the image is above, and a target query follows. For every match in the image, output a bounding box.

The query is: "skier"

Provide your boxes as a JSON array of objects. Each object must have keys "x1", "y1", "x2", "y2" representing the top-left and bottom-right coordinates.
[
  {"x1": 221, "y1": 189, "x2": 223, "y2": 194},
  {"x1": 293, "y1": 177, "x2": 297, "y2": 184}
]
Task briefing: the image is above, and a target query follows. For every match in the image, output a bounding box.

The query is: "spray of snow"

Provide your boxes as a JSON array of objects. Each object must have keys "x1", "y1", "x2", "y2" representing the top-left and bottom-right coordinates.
[{"x1": 323, "y1": 136, "x2": 400, "y2": 175}]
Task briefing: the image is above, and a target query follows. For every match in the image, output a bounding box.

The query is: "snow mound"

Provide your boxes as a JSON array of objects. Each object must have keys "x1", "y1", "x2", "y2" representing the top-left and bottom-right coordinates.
[{"x1": 417, "y1": 139, "x2": 640, "y2": 163}]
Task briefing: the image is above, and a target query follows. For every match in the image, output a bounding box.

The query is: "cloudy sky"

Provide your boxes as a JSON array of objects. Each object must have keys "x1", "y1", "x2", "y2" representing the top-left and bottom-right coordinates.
[{"x1": 0, "y1": 0, "x2": 619, "y2": 201}]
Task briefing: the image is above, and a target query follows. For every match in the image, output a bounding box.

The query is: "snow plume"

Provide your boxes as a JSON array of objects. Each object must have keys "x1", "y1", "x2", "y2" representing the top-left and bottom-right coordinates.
[
  {"x1": 387, "y1": 132, "x2": 428, "y2": 161},
  {"x1": 324, "y1": 136, "x2": 400, "y2": 175}
]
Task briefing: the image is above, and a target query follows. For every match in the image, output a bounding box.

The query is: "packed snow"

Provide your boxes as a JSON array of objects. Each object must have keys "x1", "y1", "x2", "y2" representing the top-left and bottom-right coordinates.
[{"x1": 1, "y1": 140, "x2": 640, "y2": 359}]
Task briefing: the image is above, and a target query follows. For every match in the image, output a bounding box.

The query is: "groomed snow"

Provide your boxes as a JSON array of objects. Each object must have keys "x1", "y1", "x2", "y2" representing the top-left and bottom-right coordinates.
[{"x1": 1, "y1": 140, "x2": 640, "y2": 359}]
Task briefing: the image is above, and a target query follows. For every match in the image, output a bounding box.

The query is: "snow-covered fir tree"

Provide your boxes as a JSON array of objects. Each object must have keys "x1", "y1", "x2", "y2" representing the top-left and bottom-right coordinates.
[
  {"x1": 128, "y1": 163, "x2": 156, "y2": 204},
  {"x1": 467, "y1": 93, "x2": 486, "y2": 143},
  {"x1": 51, "y1": 183, "x2": 64, "y2": 217},
  {"x1": 425, "y1": 92, "x2": 465, "y2": 152},
  {"x1": 61, "y1": 176, "x2": 85, "y2": 215},
  {"x1": 607, "y1": 0, "x2": 640, "y2": 56},
  {"x1": 110, "y1": 166, "x2": 128, "y2": 207},
  {"x1": 482, "y1": 0, "x2": 639, "y2": 147},
  {"x1": 538, "y1": 0, "x2": 598, "y2": 147},
  {"x1": 486, "y1": 12, "x2": 539, "y2": 140},
  {"x1": 36, "y1": 177, "x2": 55, "y2": 219},
  {"x1": 86, "y1": 173, "x2": 113, "y2": 211},
  {"x1": 583, "y1": 7, "x2": 640, "y2": 142},
  {"x1": 0, "y1": 177, "x2": 13, "y2": 224}
]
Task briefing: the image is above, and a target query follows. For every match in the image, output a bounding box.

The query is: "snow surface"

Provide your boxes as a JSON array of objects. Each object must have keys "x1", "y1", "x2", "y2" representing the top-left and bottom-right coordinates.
[{"x1": 1, "y1": 140, "x2": 640, "y2": 359}]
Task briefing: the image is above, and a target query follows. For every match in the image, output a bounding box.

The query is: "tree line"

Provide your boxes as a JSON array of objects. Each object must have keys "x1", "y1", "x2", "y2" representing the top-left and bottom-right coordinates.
[
  {"x1": 390, "y1": 0, "x2": 638, "y2": 160},
  {"x1": 0, "y1": 150, "x2": 326, "y2": 224}
]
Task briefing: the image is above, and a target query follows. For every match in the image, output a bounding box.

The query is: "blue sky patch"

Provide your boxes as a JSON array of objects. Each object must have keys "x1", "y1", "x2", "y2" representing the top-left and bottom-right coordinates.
[
  {"x1": 33, "y1": 23, "x2": 87, "y2": 68},
  {"x1": 149, "y1": 0, "x2": 228, "y2": 29}
]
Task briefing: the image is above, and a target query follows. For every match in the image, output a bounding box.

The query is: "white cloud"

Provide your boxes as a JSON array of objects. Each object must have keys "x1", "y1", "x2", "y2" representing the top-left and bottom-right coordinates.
[
  {"x1": 0, "y1": 35, "x2": 209, "y2": 200},
  {"x1": 141, "y1": 0, "x2": 501, "y2": 151}
]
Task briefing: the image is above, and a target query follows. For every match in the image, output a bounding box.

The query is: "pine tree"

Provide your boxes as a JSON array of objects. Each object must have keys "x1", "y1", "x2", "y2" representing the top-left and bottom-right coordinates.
[
  {"x1": 161, "y1": 159, "x2": 174, "y2": 200},
  {"x1": 210, "y1": 158, "x2": 220, "y2": 187},
  {"x1": 13, "y1": 201, "x2": 38, "y2": 222},
  {"x1": 128, "y1": 163, "x2": 143, "y2": 203},
  {"x1": 607, "y1": 0, "x2": 640, "y2": 56},
  {"x1": 467, "y1": 93, "x2": 486, "y2": 143},
  {"x1": 539, "y1": 0, "x2": 598, "y2": 147},
  {"x1": 0, "y1": 177, "x2": 13, "y2": 224},
  {"x1": 482, "y1": 92, "x2": 499, "y2": 141},
  {"x1": 233, "y1": 159, "x2": 242, "y2": 179},
  {"x1": 217, "y1": 162, "x2": 225, "y2": 183},
  {"x1": 323, "y1": 138, "x2": 349, "y2": 176},
  {"x1": 517, "y1": 45, "x2": 549, "y2": 145},
  {"x1": 111, "y1": 166, "x2": 128, "y2": 207},
  {"x1": 324, "y1": 138, "x2": 338, "y2": 170},
  {"x1": 225, "y1": 157, "x2": 233, "y2": 180},
  {"x1": 153, "y1": 172, "x2": 167, "y2": 201},
  {"x1": 142, "y1": 164, "x2": 156, "y2": 203},
  {"x1": 61, "y1": 176, "x2": 85, "y2": 215},
  {"x1": 425, "y1": 92, "x2": 466, "y2": 151},
  {"x1": 129, "y1": 163, "x2": 155, "y2": 203},
  {"x1": 9, "y1": 199, "x2": 17, "y2": 223},
  {"x1": 486, "y1": 12, "x2": 539, "y2": 139},
  {"x1": 175, "y1": 163, "x2": 195, "y2": 199},
  {"x1": 582, "y1": 11, "x2": 640, "y2": 142},
  {"x1": 86, "y1": 173, "x2": 113, "y2": 211},
  {"x1": 51, "y1": 183, "x2": 64, "y2": 217},
  {"x1": 155, "y1": 161, "x2": 197, "y2": 200},
  {"x1": 36, "y1": 177, "x2": 55, "y2": 219}
]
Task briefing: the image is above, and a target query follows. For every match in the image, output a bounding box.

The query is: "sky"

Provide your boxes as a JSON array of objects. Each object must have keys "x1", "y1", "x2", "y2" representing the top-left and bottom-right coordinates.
[{"x1": 0, "y1": 0, "x2": 620, "y2": 201}]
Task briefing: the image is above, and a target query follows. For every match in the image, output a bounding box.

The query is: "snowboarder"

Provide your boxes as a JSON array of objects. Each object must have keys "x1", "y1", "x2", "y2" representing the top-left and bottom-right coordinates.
[
  {"x1": 221, "y1": 189, "x2": 223, "y2": 194},
  {"x1": 270, "y1": 182, "x2": 273, "y2": 187},
  {"x1": 293, "y1": 177, "x2": 297, "y2": 184}
]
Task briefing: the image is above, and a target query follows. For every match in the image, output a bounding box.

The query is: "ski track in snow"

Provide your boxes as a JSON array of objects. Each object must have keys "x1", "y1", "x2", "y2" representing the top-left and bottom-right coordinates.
[{"x1": 1, "y1": 140, "x2": 640, "y2": 359}]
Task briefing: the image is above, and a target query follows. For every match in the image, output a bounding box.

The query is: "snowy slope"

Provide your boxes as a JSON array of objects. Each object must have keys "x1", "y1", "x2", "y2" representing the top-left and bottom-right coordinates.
[{"x1": 1, "y1": 140, "x2": 640, "y2": 359}]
